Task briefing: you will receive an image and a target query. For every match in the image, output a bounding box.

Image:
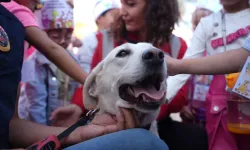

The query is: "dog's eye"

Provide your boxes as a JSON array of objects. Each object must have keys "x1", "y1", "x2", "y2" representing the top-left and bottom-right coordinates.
[{"x1": 116, "y1": 50, "x2": 130, "y2": 57}]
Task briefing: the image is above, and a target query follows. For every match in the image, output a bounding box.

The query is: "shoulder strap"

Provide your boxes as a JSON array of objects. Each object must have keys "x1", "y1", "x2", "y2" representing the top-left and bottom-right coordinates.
[
  {"x1": 101, "y1": 29, "x2": 114, "y2": 59},
  {"x1": 169, "y1": 34, "x2": 181, "y2": 59}
]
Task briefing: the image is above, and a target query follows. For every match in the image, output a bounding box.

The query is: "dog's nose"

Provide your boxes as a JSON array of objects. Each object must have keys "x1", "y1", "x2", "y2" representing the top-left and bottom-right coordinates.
[{"x1": 142, "y1": 49, "x2": 164, "y2": 64}]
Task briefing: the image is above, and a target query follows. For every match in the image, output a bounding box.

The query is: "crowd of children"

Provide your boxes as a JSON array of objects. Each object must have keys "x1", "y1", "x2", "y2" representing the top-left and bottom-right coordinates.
[{"x1": 1, "y1": 0, "x2": 250, "y2": 149}]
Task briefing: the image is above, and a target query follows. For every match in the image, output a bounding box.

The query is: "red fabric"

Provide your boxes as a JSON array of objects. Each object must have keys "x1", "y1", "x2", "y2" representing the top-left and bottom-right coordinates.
[
  {"x1": 71, "y1": 86, "x2": 88, "y2": 114},
  {"x1": 177, "y1": 38, "x2": 188, "y2": 59},
  {"x1": 24, "y1": 46, "x2": 36, "y2": 60},
  {"x1": 157, "y1": 82, "x2": 189, "y2": 121},
  {"x1": 73, "y1": 32, "x2": 189, "y2": 120},
  {"x1": 91, "y1": 32, "x2": 103, "y2": 70}
]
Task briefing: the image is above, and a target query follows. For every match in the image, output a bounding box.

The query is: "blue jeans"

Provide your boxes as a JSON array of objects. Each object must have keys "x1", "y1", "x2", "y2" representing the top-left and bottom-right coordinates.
[{"x1": 65, "y1": 129, "x2": 168, "y2": 150}]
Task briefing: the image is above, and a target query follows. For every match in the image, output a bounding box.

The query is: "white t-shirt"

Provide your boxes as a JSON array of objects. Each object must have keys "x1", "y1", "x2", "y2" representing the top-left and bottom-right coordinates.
[
  {"x1": 167, "y1": 8, "x2": 250, "y2": 101},
  {"x1": 77, "y1": 32, "x2": 98, "y2": 73}
]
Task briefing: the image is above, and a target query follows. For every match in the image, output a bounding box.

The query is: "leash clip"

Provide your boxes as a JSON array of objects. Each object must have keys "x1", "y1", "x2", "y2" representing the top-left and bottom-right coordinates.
[{"x1": 86, "y1": 108, "x2": 100, "y2": 120}]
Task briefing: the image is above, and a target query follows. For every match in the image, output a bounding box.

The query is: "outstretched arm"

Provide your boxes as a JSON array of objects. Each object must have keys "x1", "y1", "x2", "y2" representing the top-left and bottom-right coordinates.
[
  {"x1": 168, "y1": 34, "x2": 250, "y2": 75},
  {"x1": 168, "y1": 47, "x2": 249, "y2": 75},
  {"x1": 10, "y1": 85, "x2": 137, "y2": 148},
  {"x1": 25, "y1": 27, "x2": 87, "y2": 84}
]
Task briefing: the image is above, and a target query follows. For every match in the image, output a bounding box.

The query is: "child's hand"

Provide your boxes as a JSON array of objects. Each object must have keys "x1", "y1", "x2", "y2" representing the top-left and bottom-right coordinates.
[
  {"x1": 180, "y1": 105, "x2": 195, "y2": 123},
  {"x1": 50, "y1": 104, "x2": 83, "y2": 127},
  {"x1": 165, "y1": 55, "x2": 181, "y2": 76},
  {"x1": 64, "y1": 108, "x2": 139, "y2": 144}
]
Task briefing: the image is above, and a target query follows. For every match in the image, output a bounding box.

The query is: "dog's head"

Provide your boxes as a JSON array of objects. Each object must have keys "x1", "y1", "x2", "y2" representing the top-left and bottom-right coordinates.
[{"x1": 83, "y1": 43, "x2": 167, "y2": 115}]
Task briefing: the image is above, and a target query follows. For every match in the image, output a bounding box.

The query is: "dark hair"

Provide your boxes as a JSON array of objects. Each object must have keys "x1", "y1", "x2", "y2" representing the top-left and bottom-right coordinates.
[{"x1": 112, "y1": 0, "x2": 180, "y2": 47}]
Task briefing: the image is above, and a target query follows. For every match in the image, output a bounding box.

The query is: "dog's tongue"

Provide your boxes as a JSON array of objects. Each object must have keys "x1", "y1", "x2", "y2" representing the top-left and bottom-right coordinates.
[{"x1": 132, "y1": 86, "x2": 165, "y2": 101}]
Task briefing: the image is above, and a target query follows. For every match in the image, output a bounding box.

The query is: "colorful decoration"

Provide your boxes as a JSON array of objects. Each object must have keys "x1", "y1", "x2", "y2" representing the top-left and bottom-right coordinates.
[
  {"x1": 0, "y1": 26, "x2": 10, "y2": 52},
  {"x1": 226, "y1": 73, "x2": 240, "y2": 89},
  {"x1": 41, "y1": 0, "x2": 74, "y2": 30},
  {"x1": 233, "y1": 57, "x2": 250, "y2": 99}
]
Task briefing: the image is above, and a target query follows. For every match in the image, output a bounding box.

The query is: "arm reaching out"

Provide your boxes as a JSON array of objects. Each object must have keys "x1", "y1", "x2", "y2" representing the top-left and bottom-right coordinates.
[
  {"x1": 167, "y1": 47, "x2": 249, "y2": 76},
  {"x1": 25, "y1": 27, "x2": 87, "y2": 84}
]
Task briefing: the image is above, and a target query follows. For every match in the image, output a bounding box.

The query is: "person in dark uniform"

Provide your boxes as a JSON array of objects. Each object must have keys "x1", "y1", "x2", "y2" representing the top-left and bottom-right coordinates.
[{"x1": 0, "y1": 0, "x2": 25, "y2": 147}]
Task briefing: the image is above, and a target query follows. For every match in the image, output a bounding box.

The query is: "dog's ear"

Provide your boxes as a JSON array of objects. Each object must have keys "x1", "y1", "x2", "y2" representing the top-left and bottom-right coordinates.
[{"x1": 83, "y1": 62, "x2": 103, "y2": 110}]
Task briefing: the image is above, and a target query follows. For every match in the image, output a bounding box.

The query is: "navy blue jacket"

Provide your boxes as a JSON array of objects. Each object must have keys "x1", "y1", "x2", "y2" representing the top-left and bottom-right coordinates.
[{"x1": 0, "y1": 4, "x2": 24, "y2": 148}]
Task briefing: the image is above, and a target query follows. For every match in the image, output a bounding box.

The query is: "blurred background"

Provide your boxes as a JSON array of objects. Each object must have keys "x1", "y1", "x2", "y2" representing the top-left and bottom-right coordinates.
[{"x1": 74, "y1": 0, "x2": 222, "y2": 46}]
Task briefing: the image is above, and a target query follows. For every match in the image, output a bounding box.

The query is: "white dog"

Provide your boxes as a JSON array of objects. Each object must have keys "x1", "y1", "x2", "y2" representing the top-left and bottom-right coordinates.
[{"x1": 83, "y1": 43, "x2": 167, "y2": 134}]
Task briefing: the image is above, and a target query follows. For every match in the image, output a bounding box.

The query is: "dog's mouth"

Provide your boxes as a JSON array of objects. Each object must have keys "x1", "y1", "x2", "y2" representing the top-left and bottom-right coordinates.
[{"x1": 119, "y1": 75, "x2": 166, "y2": 110}]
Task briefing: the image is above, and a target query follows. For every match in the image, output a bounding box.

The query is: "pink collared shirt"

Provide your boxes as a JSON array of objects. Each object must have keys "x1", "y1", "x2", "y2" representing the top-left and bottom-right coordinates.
[
  {"x1": 1, "y1": 0, "x2": 38, "y2": 59},
  {"x1": 1, "y1": 0, "x2": 38, "y2": 27}
]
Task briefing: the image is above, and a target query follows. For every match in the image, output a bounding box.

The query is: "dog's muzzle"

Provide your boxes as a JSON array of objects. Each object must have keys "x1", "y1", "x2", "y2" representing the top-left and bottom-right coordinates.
[
  {"x1": 142, "y1": 49, "x2": 165, "y2": 65},
  {"x1": 119, "y1": 49, "x2": 166, "y2": 110}
]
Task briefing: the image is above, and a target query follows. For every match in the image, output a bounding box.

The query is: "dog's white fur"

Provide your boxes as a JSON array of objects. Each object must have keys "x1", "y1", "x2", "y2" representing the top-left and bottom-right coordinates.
[{"x1": 83, "y1": 42, "x2": 167, "y2": 129}]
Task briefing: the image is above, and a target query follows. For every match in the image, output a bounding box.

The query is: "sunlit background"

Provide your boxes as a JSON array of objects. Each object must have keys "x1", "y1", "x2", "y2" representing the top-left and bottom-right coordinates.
[{"x1": 73, "y1": 0, "x2": 120, "y2": 39}]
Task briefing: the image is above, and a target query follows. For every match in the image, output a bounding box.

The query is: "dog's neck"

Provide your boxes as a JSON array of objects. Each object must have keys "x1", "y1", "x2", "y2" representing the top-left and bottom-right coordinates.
[
  {"x1": 133, "y1": 109, "x2": 159, "y2": 127},
  {"x1": 133, "y1": 111, "x2": 146, "y2": 124}
]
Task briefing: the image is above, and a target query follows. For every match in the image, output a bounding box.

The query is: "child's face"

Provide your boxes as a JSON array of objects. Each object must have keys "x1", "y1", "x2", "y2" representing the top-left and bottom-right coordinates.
[
  {"x1": 120, "y1": 0, "x2": 147, "y2": 32},
  {"x1": 97, "y1": 9, "x2": 119, "y2": 30},
  {"x1": 47, "y1": 29, "x2": 73, "y2": 49}
]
